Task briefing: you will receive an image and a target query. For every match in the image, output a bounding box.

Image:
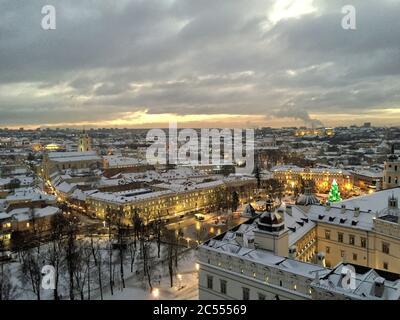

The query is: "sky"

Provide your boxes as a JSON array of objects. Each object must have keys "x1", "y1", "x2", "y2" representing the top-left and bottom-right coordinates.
[{"x1": 0, "y1": 0, "x2": 400, "y2": 129}]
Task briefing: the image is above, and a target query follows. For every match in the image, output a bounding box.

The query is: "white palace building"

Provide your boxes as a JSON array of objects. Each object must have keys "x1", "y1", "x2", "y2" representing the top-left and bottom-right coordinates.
[{"x1": 198, "y1": 187, "x2": 400, "y2": 300}]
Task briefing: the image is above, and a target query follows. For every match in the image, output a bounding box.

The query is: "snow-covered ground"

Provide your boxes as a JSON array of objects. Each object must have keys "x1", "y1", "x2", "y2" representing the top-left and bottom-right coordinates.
[
  {"x1": 2, "y1": 239, "x2": 199, "y2": 300},
  {"x1": 100, "y1": 250, "x2": 199, "y2": 300}
]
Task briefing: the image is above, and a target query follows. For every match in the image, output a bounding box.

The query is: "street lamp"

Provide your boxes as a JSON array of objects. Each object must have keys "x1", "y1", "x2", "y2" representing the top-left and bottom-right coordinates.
[
  {"x1": 177, "y1": 274, "x2": 183, "y2": 289},
  {"x1": 152, "y1": 288, "x2": 159, "y2": 299}
]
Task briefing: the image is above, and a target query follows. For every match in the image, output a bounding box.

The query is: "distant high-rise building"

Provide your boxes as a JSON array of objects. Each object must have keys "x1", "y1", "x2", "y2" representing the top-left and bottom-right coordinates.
[
  {"x1": 383, "y1": 145, "x2": 399, "y2": 189},
  {"x1": 77, "y1": 129, "x2": 92, "y2": 152}
]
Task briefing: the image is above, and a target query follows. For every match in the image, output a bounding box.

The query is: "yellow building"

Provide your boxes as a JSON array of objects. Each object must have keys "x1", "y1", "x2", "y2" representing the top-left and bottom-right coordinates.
[
  {"x1": 382, "y1": 145, "x2": 400, "y2": 189},
  {"x1": 42, "y1": 151, "x2": 102, "y2": 179},
  {"x1": 86, "y1": 177, "x2": 257, "y2": 223},
  {"x1": 272, "y1": 165, "x2": 353, "y2": 193},
  {"x1": 77, "y1": 130, "x2": 92, "y2": 152},
  {"x1": 305, "y1": 188, "x2": 400, "y2": 273}
]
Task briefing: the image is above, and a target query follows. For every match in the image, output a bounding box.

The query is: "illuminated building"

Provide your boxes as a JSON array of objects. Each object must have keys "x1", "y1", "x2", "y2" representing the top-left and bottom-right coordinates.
[
  {"x1": 294, "y1": 128, "x2": 334, "y2": 137},
  {"x1": 42, "y1": 151, "x2": 101, "y2": 179},
  {"x1": 86, "y1": 177, "x2": 256, "y2": 222},
  {"x1": 77, "y1": 129, "x2": 92, "y2": 152},
  {"x1": 382, "y1": 145, "x2": 400, "y2": 189},
  {"x1": 272, "y1": 165, "x2": 353, "y2": 193},
  {"x1": 198, "y1": 187, "x2": 400, "y2": 300}
]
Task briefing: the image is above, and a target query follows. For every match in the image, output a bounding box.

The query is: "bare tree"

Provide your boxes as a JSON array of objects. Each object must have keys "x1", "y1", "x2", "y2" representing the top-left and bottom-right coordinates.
[
  {"x1": 151, "y1": 211, "x2": 164, "y2": 259},
  {"x1": 105, "y1": 207, "x2": 115, "y2": 296},
  {"x1": 116, "y1": 206, "x2": 126, "y2": 289},
  {"x1": 128, "y1": 239, "x2": 137, "y2": 273},
  {"x1": 19, "y1": 248, "x2": 42, "y2": 300},
  {"x1": 132, "y1": 209, "x2": 142, "y2": 249},
  {"x1": 136, "y1": 220, "x2": 156, "y2": 292},
  {"x1": 64, "y1": 220, "x2": 80, "y2": 300},
  {"x1": 74, "y1": 244, "x2": 87, "y2": 300},
  {"x1": 0, "y1": 262, "x2": 18, "y2": 300},
  {"x1": 0, "y1": 241, "x2": 18, "y2": 300},
  {"x1": 94, "y1": 240, "x2": 104, "y2": 300},
  {"x1": 163, "y1": 229, "x2": 180, "y2": 288},
  {"x1": 47, "y1": 212, "x2": 69, "y2": 300}
]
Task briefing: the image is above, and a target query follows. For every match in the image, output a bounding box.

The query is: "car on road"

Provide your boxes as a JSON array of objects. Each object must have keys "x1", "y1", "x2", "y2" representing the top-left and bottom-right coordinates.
[{"x1": 194, "y1": 213, "x2": 205, "y2": 221}]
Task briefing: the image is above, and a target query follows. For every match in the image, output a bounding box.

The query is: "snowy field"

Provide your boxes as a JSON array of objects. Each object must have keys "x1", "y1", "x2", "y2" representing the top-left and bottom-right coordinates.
[{"x1": 1, "y1": 238, "x2": 199, "y2": 300}]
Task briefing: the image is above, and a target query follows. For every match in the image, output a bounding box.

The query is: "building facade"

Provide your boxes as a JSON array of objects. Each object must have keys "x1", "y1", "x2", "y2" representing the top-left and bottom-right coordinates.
[
  {"x1": 382, "y1": 146, "x2": 400, "y2": 189},
  {"x1": 199, "y1": 187, "x2": 400, "y2": 300}
]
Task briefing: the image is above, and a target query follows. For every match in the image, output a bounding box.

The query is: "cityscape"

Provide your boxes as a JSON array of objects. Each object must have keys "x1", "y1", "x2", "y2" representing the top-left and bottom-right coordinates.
[{"x1": 1, "y1": 0, "x2": 400, "y2": 304}]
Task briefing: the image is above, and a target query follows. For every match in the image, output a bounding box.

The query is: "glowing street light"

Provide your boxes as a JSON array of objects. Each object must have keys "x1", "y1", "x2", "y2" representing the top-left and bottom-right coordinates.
[
  {"x1": 177, "y1": 274, "x2": 183, "y2": 289},
  {"x1": 195, "y1": 263, "x2": 200, "y2": 271},
  {"x1": 103, "y1": 220, "x2": 106, "y2": 228},
  {"x1": 152, "y1": 288, "x2": 159, "y2": 299}
]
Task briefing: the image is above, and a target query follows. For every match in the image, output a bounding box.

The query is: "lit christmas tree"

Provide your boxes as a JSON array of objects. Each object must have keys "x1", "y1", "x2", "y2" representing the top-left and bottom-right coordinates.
[{"x1": 328, "y1": 179, "x2": 342, "y2": 202}]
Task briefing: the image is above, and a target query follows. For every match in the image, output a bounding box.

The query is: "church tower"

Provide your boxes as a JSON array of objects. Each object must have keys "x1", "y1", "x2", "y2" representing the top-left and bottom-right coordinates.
[
  {"x1": 383, "y1": 145, "x2": 399, "y2": 189},
  {"x1": 77, "y1": 129, "x2": 92, "y2": 152},
  {"x1": 253, "y1": 205, "x2": 289, "y2": 257}
]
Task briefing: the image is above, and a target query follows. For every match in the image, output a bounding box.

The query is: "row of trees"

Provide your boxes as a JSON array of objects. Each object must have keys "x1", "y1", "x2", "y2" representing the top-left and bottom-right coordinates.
[{"x1": 0, "y1": 203, "x2": 186, "y2": 300}]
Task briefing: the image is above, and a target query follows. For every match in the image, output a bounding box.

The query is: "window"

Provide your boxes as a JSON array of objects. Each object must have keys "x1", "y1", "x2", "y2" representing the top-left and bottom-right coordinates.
[
  {"x1": 220, "y1": 280, "x2": 227, "y2": 294},
  {"x1": 383, "y1": 262, "x2": 389, "y2": 270},
  {"x1": 326, "y1": 246, "x2": 330, "y2": 254},
  {"x1": 382, "y1": 242, "x2": 390, "y2": 254},
  {"x1": 340, "y1": 250, "x2": 345, "y2": 258},
  {"x1": 349, "y1": 235, "x2": 355, "y2": 245},
  {"x1": 353, "y1": 253, "x2": 357, "y2": 261},
  {"x1": 338, "y1": 233, "x2": 343, "y2": 243},
  {"x1": 361, "y1": 237, "x2": 367, "y2": 248},
  {"x1": 207, "y1": 275, "x2": 213, "y2": 289},
  {"x1": 325, "y1": 230, "x2": 331, "y2": 240},
  {"x1": 258, "y1": 293, "x2": 266, "y2": 300},
  {"x1": 242, "y1": 287, "x2": 250, "y2": 300}
]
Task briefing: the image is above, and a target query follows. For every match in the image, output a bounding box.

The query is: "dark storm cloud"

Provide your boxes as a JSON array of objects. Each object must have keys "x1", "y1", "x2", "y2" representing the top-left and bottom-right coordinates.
[{"x1": 0, "y1": 0, "x2": 399, "y2": 127}]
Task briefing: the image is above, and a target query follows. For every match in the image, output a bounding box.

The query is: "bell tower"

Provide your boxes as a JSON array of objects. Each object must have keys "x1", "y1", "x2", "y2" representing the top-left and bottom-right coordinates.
[
  {"x1": 383, "y1": 144, "x2": 399, "y2": 189},
  {"x1": 77, "y1": 129, "x2": 92, "y2": 152}
]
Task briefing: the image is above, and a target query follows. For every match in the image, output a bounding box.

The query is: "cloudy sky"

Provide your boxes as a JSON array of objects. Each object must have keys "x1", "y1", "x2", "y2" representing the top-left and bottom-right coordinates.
[{"x1": 1, "y1": 0, "x2": 399, "y2": 129}]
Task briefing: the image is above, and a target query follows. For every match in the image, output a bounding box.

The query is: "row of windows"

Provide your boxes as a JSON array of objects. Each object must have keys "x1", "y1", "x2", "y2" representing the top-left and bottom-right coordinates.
[
  {"x1": 325, "y1": 230, "x2": 367, "y2": 248},
  {"x1": 325, "y1": 248, "x2": 390, "y2": 270},
  {"x1": 325, "y1": 230, "x2": 392, "y2": 255},
  {"x1": 386, "y1": 164, "x2": 398, "y2": 171},
  {"x1": 206, "y1": 276, "x2": 278, "y2": 300},
  {"x1": 384, "y1": 176, "x2": 399, "y2": 184}
]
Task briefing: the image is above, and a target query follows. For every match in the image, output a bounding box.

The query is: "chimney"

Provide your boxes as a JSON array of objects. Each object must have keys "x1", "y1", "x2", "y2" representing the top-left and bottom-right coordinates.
[
  {"x1": 325, "y1": 202, "x2": 331, "y2": 211},
  {"x1": 288, "y1": 245, "x2": 297, "y2": 259},
  {"x1": 341, "y1": 204, "x2": 346, "y2": 214},
  {"x1": 316, "y1": 252, "x2": 326, "y2": 267},
  {"x1": 354, "y1": 207, "x2": 360, "y2": 218},
  {"x1": 286, "y1": 205, "x2": 292, "y2": 216},
  {"x1": 374, "y1": 277, "x2": 385, "y2": 298}
]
